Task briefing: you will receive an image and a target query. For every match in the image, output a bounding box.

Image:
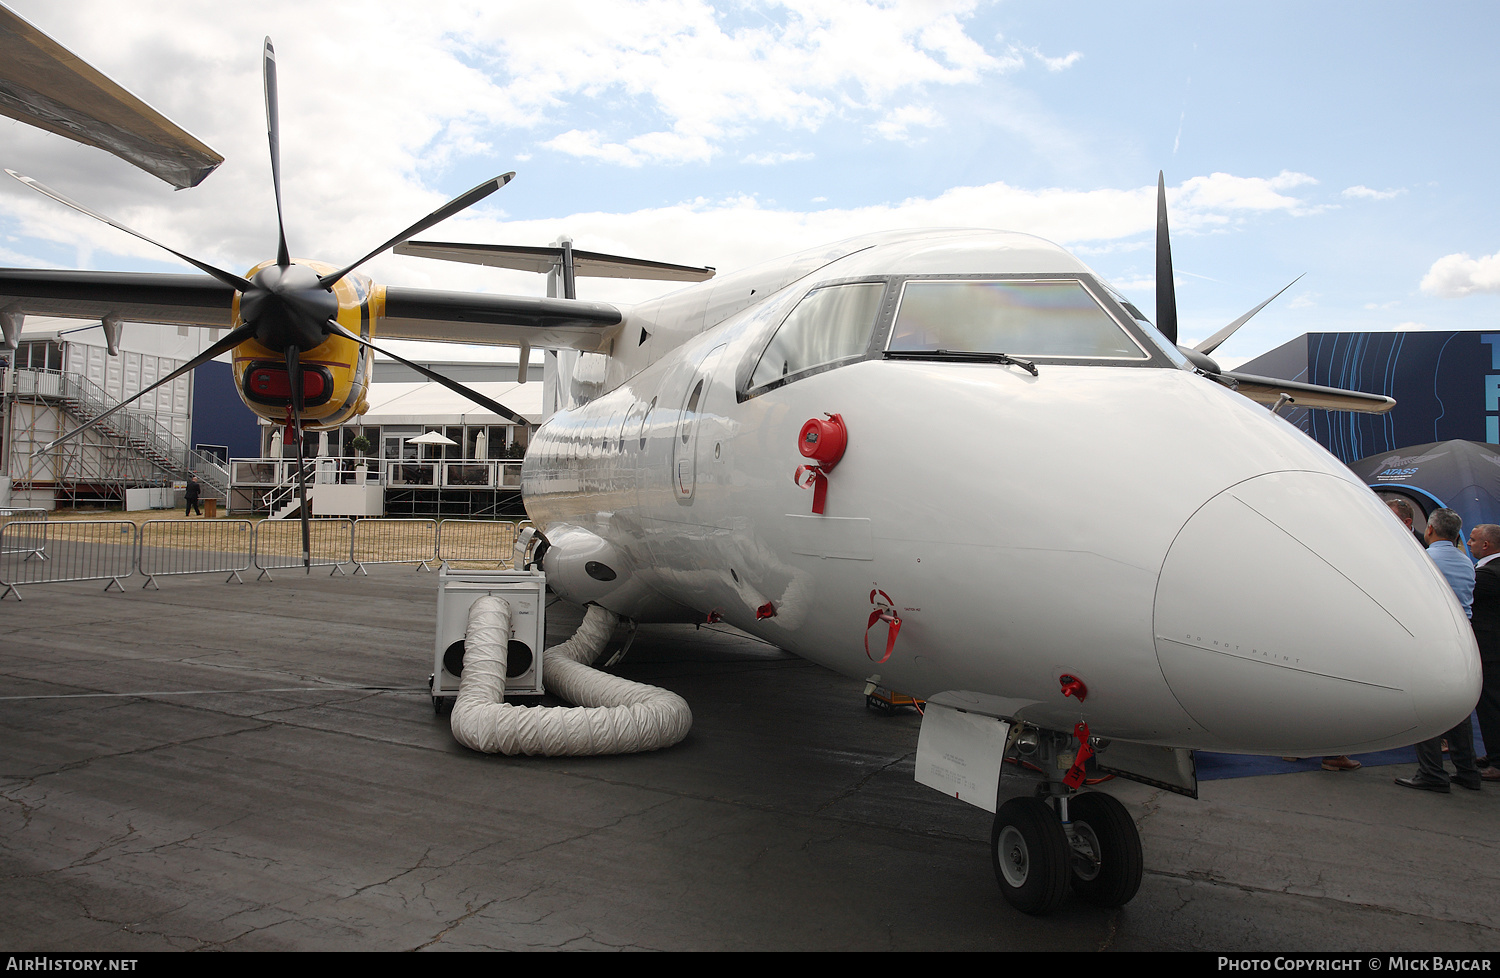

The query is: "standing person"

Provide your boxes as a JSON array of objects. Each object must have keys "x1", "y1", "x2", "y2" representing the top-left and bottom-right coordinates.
[
  {"x1": 1466, "y1": 523, "x2": 1500, "y2": 780},
  {"x1": 1396, "y1": 508, "x2": 1480, "y2": 792},
  {"x1": 185, "y1": 474, "x2": 202, "y2": 517},
  {"x1": 1387, "y1": 497, "x2": 1426, "y2": 547}
]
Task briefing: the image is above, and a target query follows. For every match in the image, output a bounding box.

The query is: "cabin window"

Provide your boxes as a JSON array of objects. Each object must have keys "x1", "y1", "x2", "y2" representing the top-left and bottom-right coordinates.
[
  {"x1": 888, "y1": 280, "x2": 1147, "y2": 360},
  {"x1": 639, "y1": 397, "x2": 657, "y2": 449},
  {"x1": 747, "y1": 282, "x2": 885, "y2": 392},
  {"x1": 679, "y1": 379, "x2": 705, "y2": 445}
]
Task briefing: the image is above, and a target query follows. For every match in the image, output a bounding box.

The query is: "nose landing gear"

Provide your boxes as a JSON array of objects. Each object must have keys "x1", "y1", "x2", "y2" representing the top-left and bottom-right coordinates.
[
  {"x1": 991, "y1": 797, "x2": 1070, "y2": 914},
  {"x1": 990, "y1": 726, "x2": 1144, "y2": 914},
  {"x1": 1065, "y1": 791, "x2": 1143, "y2": 907}
]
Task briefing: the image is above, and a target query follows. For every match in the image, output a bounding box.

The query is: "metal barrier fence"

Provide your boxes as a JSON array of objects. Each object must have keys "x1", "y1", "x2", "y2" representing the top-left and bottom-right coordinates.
[
  {"x1": 252, "y1": 517, "x2": 354, "y2": 579},
  {"x1": 139, "y1": 520, "x2": 255, "y2": 588},
  {"x1": 0, "y1": 520, "x2": 137, "y2": 600},
  {"x1": 436, "y1": 519, "x2": 518, "y2": 568},
  {"x1": 0, "y1": 508, "x2": 48, "y2": 560},
  {"x1": 352, "y1": 518, "x2": 438, "y2": 574},
  {"x1": 0, "y1": 515, "x2": 540, "y2": 597}
]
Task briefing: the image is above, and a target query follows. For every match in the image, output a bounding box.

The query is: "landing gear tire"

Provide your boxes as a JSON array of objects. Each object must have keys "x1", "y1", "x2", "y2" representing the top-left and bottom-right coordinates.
[
  {"x1": 1067, "y1": 792, "x2": 1143, "y2": 908},
  {"x1": 991, "y1": 797, "x2": 1070, "y2": 915}
]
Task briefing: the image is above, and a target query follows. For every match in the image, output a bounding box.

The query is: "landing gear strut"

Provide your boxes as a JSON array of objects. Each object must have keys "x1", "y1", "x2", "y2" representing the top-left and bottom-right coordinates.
[{"x1": 991, "y1": 725, "x2": 1143, "y2": 914}]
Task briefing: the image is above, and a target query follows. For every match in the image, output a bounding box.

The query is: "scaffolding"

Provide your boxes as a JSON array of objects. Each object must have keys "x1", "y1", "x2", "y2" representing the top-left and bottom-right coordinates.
[{"x1": 3, "y1": 367, "x2": 228, "y2": 508}]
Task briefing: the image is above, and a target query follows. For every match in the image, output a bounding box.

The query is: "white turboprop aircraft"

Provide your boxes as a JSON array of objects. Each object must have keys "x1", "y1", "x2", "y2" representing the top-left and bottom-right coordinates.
[{"x1": 0, "y1": 25, "x2": 1481, "y2": 916}]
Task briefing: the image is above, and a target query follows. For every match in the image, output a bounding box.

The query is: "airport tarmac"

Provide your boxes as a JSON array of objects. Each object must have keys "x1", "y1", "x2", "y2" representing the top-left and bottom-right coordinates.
[{"x1": 1, "y1": 565, "x2": 1497, "y2": 952}]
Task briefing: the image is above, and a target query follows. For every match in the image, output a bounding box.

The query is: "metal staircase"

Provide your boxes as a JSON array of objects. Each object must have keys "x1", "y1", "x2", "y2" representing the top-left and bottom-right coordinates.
[
  {"x1": 264, "y1": 459, "x2": 315, "y2": 519},
  {"x1": 187, "y1": 451, "x2": 231, "y2": 502}
]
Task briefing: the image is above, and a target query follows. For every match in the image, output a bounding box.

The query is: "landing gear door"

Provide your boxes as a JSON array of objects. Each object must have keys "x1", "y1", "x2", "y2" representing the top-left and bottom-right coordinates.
[
  {"x1": 1093, "y1": 740, "x2": 1199, "y2": 799},
  {"x1": 673, "y1": 345, "x2": 725, "y2": 503},
  {"x1": 915, "y1": 703, "x2": 1011, "y2": 813}
]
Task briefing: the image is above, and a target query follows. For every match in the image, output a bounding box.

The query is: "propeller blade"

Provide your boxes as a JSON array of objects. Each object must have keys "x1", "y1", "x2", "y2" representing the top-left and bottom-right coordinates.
[
  {"x1": 34, "y1": 323, "x2": 256, "y2": 455},
  {"x1": 7, "y1": 170, "x2": 255, "y2": 293},
  {"x1": 1155, "y1": 171, "x2": 1178, "y2": 346},
  {"x1": 316, "y1": 172, "x2": 515, "y2": 289},
  {"x1": 325, "y1": 321, "x2": 530, "y2": 424},
  {"x1": 286, "y1": 345, "x2": 311, "y2": 573},
  {"x1": 1194, "y1": 274, "x2": 1305, "y2": 356},
  {"x1": 263, "y1": 37, "x2": 290, "y2": 269}
]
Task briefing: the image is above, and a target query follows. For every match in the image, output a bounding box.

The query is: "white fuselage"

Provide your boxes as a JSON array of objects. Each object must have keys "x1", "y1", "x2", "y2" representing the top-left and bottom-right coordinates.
[{"x1": 522, "y1": 230, "x2": 1481, "y2": 757}]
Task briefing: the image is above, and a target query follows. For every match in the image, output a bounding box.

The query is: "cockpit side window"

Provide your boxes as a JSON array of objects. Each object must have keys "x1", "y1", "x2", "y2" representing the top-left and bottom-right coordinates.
[
  {"x1": 888, "y1": 280, "x2": 1148, "y2": 360},
  {"x1": 745, "y1": 282, "x2": 886, "y2": 394},
  {"x1": 1106, "y1": 290, "x2": 1190, "y2": 368}
]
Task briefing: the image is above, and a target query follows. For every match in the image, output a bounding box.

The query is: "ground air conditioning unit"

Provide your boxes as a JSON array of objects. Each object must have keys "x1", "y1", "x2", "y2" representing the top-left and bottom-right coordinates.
[{"x1": 432, "y1": 567, "x2": 547, "y2": 711}]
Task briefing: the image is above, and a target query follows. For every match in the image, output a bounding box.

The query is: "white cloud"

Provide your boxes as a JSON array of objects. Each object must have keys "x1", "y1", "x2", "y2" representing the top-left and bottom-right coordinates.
[
  {"x1": 367, "y1": 173, "x2": 1332, "y2": 306},
  {"x1": 0, "y1": 1, "x2": 1333, "y2": 320},
  {"x1": 0, "y1": 0, "x2": 1064, "y2": 293},
  {"x1": 544, "y1": 129, "x2": 718, "y2": 167},
  {"x1": 1421, "y1": 251, "x2": 1500, "y2": 298},
  {"x1": 1106, "y1": 275, "x2": 1156, "y2": 294},
  {"x1": 1021, "y1": 45, "x2": 1082, "y2": 72},
  {"x1": 1172, "y1": 171, "x2": 1322, "y2": 219},
  {"x1": 472, "y1": 0, "x2": 1012, "y2": 163},
  {"x1": 743, "y1": 150, "x2": 815, "y2": 165},
  {"x1": 1342, "y1": 185, "x2": 1405, "y2": 200},
  {"x1": 870, "y1": 104, "x2": 941, "y2": 141}
]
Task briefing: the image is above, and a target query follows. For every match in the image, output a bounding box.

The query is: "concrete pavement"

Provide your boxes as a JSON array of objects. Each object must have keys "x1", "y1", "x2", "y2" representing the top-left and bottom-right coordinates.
[{"x1": 1, "y1": 566, "x2": 1496, "y2": 951}]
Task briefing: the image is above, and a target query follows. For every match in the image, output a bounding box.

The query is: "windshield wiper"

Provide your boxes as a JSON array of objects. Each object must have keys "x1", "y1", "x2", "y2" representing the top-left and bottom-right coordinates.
[{"x1": 884, "y1": 349, "x2": 1039, "y2": 376}]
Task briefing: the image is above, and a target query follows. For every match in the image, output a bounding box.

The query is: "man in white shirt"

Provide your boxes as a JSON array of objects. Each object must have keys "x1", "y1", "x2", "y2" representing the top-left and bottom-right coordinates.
[{"x1": 1396, "y1": 509, "x2": 1481, "y2": 791}]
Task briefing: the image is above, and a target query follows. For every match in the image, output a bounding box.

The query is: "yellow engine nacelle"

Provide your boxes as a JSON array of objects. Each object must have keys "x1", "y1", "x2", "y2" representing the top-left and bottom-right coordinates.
[{"x1": 229, "y1": 259, "x2": 379, "y2": 430}]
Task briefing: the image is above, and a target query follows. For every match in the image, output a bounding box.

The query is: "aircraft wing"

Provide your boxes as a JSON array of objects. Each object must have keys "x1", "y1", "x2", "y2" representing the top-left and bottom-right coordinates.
[
  {"x1": 379, "y1": 285, "x2": 623, "y2": 351},
  {"x1": 0, "y1": 268, "x2": 622, "y2": 351},
  {"x1": 0, "y1": 268, "x2": 236, "y2": 327},
  {"x1": 1220, "y1": 370, "x2": 1396, "y2": 414},
  {"x1": 396, "y1": 240, "x2": 715, "y2": 282},
  {"x1": 0, "y1": 6, "x2": 223, "y2": 189}
]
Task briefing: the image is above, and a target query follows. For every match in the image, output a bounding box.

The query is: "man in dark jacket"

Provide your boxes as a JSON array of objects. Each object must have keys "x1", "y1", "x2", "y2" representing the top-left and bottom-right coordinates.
[
  {"x1": 185, "y1": 475, "x2": 202, "y2": 517},
  {"x1": 1466, "y1": 523, "x2": 1500, "y2": 781}
]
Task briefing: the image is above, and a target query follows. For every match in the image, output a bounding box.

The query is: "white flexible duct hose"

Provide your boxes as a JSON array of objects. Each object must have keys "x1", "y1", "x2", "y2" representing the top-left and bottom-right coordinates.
[{"x1": 450, "y1": 597, "x2": 693, "y2": 756}]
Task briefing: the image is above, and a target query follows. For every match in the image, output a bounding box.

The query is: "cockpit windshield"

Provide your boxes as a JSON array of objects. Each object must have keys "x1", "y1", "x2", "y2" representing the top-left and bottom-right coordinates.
[{"x1": 887, "y1": 279, "x2": 1148, "y2": 360}]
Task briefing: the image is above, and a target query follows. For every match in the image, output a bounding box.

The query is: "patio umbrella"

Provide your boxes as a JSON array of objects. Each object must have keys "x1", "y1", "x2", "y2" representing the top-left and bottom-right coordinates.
[
  {"x1": 408, "y1": 429, "x2": 457, "y2": 461},
  {"x1": 408, "y1": 430, "x2": 458, "y2": 446}
]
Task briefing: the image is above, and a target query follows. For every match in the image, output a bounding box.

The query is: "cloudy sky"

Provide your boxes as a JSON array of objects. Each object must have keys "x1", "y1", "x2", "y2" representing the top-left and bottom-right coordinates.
[{"x1": 2, "y1": 0, "x2": 1497, "y2": 367}]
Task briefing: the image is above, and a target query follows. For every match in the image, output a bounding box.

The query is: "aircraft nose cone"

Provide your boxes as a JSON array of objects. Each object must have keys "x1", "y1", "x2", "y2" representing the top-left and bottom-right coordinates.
[{"x1": 1154, "y1": 471, "x2": 1480, "y2": 754}]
